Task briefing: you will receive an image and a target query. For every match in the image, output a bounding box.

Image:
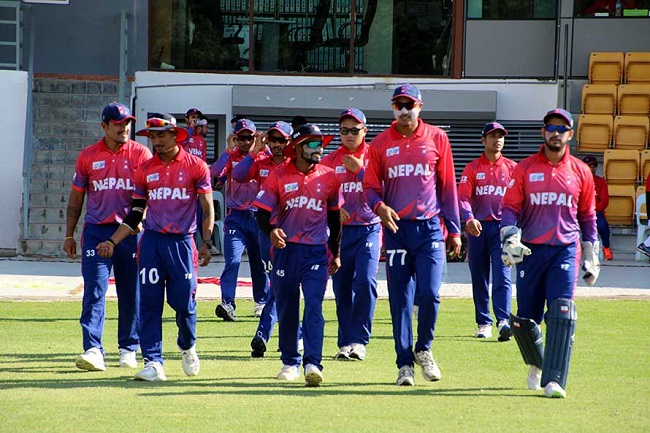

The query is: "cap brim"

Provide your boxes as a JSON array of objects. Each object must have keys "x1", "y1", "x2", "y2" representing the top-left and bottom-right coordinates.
[
  {"x1": 236, "y1": 128, "x2": 256, "y2": 135},
  {"x1": 392, "y1": 94, "x2": 420, "y2": 102},
  {"x1": 135, "y1": 127, "x2": 189, "y2": 142},
  {"x1": 108, "y1": 115, "x2": 136, "y2": 124},
  {"x1": 284, "y1": 135, "x2": 334, "y2": 158},
  {"x1": 268, "y1": 127, "x2": 291, "y2": 137},
  {"x1": 338, "y1": 114, "x2": 366, "y2": 125},
  {"x1": 544, "y1": 113, "x2": 573, "y2": 127},
  {"x1": 483, "y1": 127, "x2": 507, "y2": 136}
]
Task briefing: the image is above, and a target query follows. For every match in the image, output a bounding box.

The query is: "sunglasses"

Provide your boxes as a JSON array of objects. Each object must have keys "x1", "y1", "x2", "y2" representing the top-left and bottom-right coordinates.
[
  {"x1": 237, "y1": 135, "x2": 254, "y2": 142},
  {"x1": 146, "y1": 118, "x2": 175, "y2": 128},
  {"x1": 302, "y1": 140, "x2": 323, "y2": 149},
  {"x1": 267, "y1": 135, "x2": 288, "y2": 144},
  {"x1": 392, "y1": 101, "x2": 416, "y2": 111},
  {"x1": 544, "y1": 124, "x2": 572, "y2": 133},
  {"x1": 340, "y1": 127, "x2": 363, "y2": 136}
]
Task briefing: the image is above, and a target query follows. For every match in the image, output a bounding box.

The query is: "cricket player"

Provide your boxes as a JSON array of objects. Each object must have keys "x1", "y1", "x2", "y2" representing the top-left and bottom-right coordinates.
[
  {"x1": 211, "y1": 119, "x2": 270, "y2": 321},
  {"x1": 501, "y1": 108, "x2": 598, "y2": 398},
  {"x1": 253, "y1": 123, "x2": 343, "y2": 387},
  {"x1": 638, "y1": 171, "x2": 650, "y2": 258},
  {"x1": 363, "y1": 84, "x2": 462, "y2": 386},
  {"x1": 97, "y1": 113, "x2": 214, "y2": 382},
  {"x1": 322, "y1": 108, "x2": 380, "y2": 362},
  {"x1": 64, "y1": 102, "x2": 151, "y2": 372},
  {"x1": 458, "y1": 122, "x2": 516, "y2": 341},
  {"x1": 582, "y1": 156, "x2": 614, "y2": 260},
  {"x1": 183, "y1": 108, "x2": 207, "y2": 161},
  {"x1": 231, "y1": 121, "x2": 296, "y2": 357}
]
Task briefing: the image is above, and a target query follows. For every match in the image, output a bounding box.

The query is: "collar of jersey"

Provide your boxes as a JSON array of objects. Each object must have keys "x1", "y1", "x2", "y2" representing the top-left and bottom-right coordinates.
[{"x1": 388, "y1": 118, "x2": 424, "y2": 140}]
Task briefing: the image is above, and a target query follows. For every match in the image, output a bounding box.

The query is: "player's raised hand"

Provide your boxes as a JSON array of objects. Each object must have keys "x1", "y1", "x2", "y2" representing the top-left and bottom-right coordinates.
[
  {"x1": 376, "y1": 203, "x2": 400, "y2": 233},
  {"x1": 251, "y1": 132, "x2": 267, "y2": 155},
  {"x1": 342, "y1": 154, "x2": 363, "y2": 173},
  {"x1": 226, "y1": 133, "x2": 238, "y2": 151},
  {"x1": 270, "y1": 228, "x2": 287, "y2": 249},
  {"x1": 63, "y1": 237, "x2": 77, "y2": 259}
]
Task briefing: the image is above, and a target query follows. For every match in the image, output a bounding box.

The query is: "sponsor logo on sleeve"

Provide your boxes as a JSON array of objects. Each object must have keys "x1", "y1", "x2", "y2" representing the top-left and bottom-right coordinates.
[{"x1": 460, "y1": 175, "x2": 468, "y2": 183}]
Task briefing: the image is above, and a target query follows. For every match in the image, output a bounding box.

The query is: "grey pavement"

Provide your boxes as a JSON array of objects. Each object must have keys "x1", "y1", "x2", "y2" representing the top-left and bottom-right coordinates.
[{"x1": 0, "y1": 248, "x2": 648, "y2": 301}]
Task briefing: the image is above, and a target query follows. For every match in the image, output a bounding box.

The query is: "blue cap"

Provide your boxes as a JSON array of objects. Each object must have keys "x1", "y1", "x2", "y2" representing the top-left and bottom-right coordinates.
[
  {"x1": 102, "y1": 102, "x2": 136, "y2": 124},
  {"x1": 185, "y1": 107, "x2": 203, "y2": 117},
  {"x1": 392, "y1": 84, "x2": 422, "y2": 102},
  {"x1": 234, "y1": 119, "x2": 256, "y2": 134},
  {"x1": 267, "y1": 121, "x2": 293, "y2": 137},
  {"x1": 338, "y1": 108, "x2": 367, "y2": 125},
  {"x1": 543, "y1": 108, "x2": 574, "y2": 128},
  {"x1": 482, "y1": 122, "x2": 508, "y2": 137},
  {"x1": 582, "y1": 155, "x2": 598, "y2": 166}
]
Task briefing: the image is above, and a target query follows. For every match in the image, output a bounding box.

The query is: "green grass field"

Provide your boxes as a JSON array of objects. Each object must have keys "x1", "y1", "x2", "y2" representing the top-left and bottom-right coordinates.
[{"x1": 0, "y1": 298, "x2": 648, "y2": 432}]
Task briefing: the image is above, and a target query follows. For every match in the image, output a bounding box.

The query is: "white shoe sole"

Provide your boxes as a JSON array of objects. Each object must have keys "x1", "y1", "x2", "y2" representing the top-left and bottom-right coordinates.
[{"x1": 75, "y1": 356, "x2": 106, "y2": 372}]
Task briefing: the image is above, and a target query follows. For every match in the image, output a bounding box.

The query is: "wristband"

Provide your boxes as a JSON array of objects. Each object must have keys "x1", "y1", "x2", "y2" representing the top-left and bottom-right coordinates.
[
  {"x1": 65, "y1": 236, "x2": 74, "y2": 240},
  {"x1": 106, "y1": 238, "x2": 116, "y2": 247}
]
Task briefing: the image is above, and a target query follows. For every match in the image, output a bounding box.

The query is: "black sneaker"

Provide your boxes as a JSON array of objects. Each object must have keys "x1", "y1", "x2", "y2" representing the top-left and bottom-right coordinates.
[
  {"x1": 250, "y1": 336, "x2": 267, "y2": 358},
  {"x1": 215, "y1": 302, "x2": 237, "y2": 321},
  {"x1": 637, "y1": 243, "x2": 650, "y2": 258}
]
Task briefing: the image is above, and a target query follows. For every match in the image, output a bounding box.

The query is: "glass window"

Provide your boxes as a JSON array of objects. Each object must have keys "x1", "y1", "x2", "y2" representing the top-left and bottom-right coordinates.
[
  {"x1": 574, "y1": 0, "x2": 650, "y2": 17},
  {"x1": 149, "y1": 0, "x2": 453, "y2": 76},
  {"x1": 467, "y1": 0, "x2": 556, "y2": 19}
]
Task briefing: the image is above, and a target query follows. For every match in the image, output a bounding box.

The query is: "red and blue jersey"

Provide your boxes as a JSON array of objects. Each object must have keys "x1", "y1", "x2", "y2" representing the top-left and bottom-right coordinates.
[
  {"x1": 211, "y1": 149, "x2": 259, "y2": 211},
  {"x1": 458, "y1": 153, "x2": 516, "y2": 222},
  {"x1": 183, "y1": 134, "x2": 207, "y2": 161},
  {"x1": 322, "y1": 141, "x2": 379, "y2": 226},
  {"x1": 134, "y1": 147, "x2": 212, "y2": 234},
  {"x1": 231, "y1": 151, "x2": 289, "y2": 188},
  {"x1": 593, "y1": 174, "x2": 609, "y2": 213},
  {"x1": 501, "y1": 146, "x2": 597, "y2": 245},
  {"x1": 253, "y1": 162, "x2": 343, "y2": 245},
  {"x1": 363, "y1": 119, "x2": 461, "y2": 236},
  {"x1": 72, "y1": 138, "x2": 152, "y2": 225}
]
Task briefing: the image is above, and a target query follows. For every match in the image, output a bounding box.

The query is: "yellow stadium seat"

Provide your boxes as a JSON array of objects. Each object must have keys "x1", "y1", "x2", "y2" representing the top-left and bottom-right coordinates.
[
  {"x1": 624, "y1": 52, "x2": 650, "y2": 84},
  {"x1": 606, "y1": 184, "x2": 636, "y2": 225},
  {"x1": 577, "y1": 114, "x2": 613, "y2": 153},
  {"x1": 604, "y1": 149, "x2": 640, "y2": 185},
  {"x1": 641, "y1": 149, "x2": 650, "y2": 182},
  {"x1": 618, "y1": 84, "x2": 650, "y2": 116},
  {"x1": 581, "y1": 84, "x2": 617, "y2": 115},
  {"x1": 589, "y1": 52, "x2": 624, "y2": 84},
  {"x1": 613, "y1": 115, "x2": 649, "y2": 151},
  {"x1": 637, "y1": 186, "x2": 647, "y2": 226}
]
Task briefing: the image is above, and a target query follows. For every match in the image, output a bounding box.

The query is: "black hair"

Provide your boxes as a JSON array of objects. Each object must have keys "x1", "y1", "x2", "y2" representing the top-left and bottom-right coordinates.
[{"x1": 291, "y1": 115, "x2": 308, "y2": 128}]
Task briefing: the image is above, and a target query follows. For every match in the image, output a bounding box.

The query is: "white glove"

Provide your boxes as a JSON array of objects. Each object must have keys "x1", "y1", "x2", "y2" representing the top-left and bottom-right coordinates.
[
  {"x1": 581, "y1": 240, "x2": 600, "y2": 286},
  {"x1": 500, "y1": 226, "x2": 532, "y2": 266}
]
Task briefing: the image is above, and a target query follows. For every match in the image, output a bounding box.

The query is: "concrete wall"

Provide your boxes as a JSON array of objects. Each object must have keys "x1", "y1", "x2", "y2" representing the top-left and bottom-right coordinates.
[{"x1": 0, "y1": 71, "x2": 27, "y2": 255}]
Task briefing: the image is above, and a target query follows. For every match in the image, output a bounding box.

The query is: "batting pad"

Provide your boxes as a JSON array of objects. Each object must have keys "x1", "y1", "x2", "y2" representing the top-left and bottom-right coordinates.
[
  {"x1": 541, "y1": 298, "x2": 577, "y2": 389},
  {"x1": 511, "y1": 314, "x2": 544, "y2": 369}
]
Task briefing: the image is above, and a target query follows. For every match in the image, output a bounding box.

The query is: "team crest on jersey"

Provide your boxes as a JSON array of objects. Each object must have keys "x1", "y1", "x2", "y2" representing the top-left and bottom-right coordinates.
[
  {"x1": 335, "y1": 166, "x2": 346, "y2": 174},
  {"x1": 147, "y1": 173, "x2": 160, "y2": 182},
  {"x1": 284, "y1": 182, "x2": 299, "y2": 192},
  {"x1": 460, "y1": 175, "x2": 468, "y2": 183},
  {"x1": 386, "y1": 147, "x2": 400, "y2": 156},
  {"x1": 529, "y1": 173, "x2": 544, "y2": 182},
  {"x1": 92, "y1": 161, "x2": 106, "y2": 170},
  {"x1": 260, "y1": 169, "x2": 270, "y2": 177},
  {"x1": 256, "y1": 190, "x2": 265, "y2": 199},
  {"x1": 476, "y1": 172, "x2": 486, "y2": 180}
]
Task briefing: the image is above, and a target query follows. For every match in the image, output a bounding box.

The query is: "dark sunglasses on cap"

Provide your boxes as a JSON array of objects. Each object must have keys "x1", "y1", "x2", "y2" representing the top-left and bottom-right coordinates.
[
  {"x1": 267, "y1": 135, "x2": 288, "y2": 144},
  {"x1": 146, "y1": 118, "x2": 174, "y2": 128},
  {"x1": 302, "y1": 140, "x2": 323, "y2": 149},
  {"x1": 544, "y1": 124, "x2": 572, "y2": 133},
  {"x1": 340, "y1": 127, "x2": 364, "y2": 136},
  {"x1": 392, "y1": 101, "x2": 416, "y2": 111},
  {"x1": 237, "y1": 135, "x2": 255, "y2": 142}
]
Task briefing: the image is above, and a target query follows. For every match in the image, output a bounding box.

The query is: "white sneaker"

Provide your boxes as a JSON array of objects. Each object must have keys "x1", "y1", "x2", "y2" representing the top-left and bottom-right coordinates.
[
  {"x1": 396, "y1": 365, "x2": 415, "y2": 386},
  {"x1": 180, "y1": 345, "x2": 200, "y2": 376},
  {"x1": 215, "y1": 302, "x2": 237, "y2": 322},
  {"x1": 277, "y1": 364, "x2": 300, "y2": 381},
  {"x1": 134, "y1": 361, "x2": 167, "y2": 381},
  {"x1": 253, "y1": 302, "x2": 265, "y2": 318},
  {"x1": 304, "y1": 363, "x2": 323, "y2": 387},
  {"x1": 118, "y1": 348, "x2": 138, "y2": 369},
  {"x1": 475, "y1": 324, "x2": 492, "y2": 339},
  {"x1": 527, "y1": 365, "x2": 542, "y2": 390},
  {"x1": 334, "y1": 345, "x2": 352, "y2": 360},
  {"x1": 298, "y1": 338, "x2": 304, "y2": 352},
  {"x1": 210, "y1": 246, "x2": 219, "y2": 256},
  {"x1": 544, "y1": 381, "x2": 567, "y2": 398},
  {"x1": 349, "y1": 343, "x2": 366, "y2": 361},
  {"x1": 75, "y1": 347, "x2": 106, "y2": 371},
  {"x1": 414, "y1": 349, "x2": 441, "y2": 381}
]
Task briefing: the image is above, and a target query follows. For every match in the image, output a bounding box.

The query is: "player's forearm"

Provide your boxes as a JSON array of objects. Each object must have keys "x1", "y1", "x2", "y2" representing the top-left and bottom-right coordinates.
[
  {"x1": 199, "y1": 193, "x2": 215, "y2": 242},
  {"x1": 327, "y1": 209, "x2": 342, "y2": 257},
  {"x1": 65, "y1": 191, "x2": 85, "y2": 237}
]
